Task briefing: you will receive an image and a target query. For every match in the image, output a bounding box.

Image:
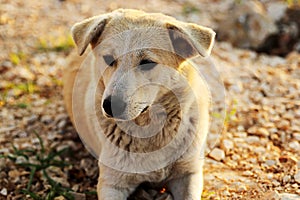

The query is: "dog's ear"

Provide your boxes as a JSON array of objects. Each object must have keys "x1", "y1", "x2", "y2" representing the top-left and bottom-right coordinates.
[
  {"x1": 71, "y1": 15, "x2": 110, "y2": 56},
  {"x1": 166, "y1": 22, "x2": 215, "y2": 58}
]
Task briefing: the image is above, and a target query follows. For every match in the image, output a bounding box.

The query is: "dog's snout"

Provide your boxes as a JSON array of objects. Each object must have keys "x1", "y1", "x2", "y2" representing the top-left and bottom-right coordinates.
[{"x1": 102, "y1": 95, "x2": 127, "y2": 118}]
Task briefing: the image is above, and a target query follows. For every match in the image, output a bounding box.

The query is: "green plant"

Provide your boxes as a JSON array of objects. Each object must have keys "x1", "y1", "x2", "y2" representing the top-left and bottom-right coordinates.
[
  {"x1": 37, "y1": 34, "x2": 74, "y2": 53},
  {"x1": 211, "y1": 99, "x2": 238, "y2": 128},
  {"x1": 286, "y1": 0, "x2": 300, "y2": 6},
  {"x1": 202, "y1": 190, "x2": 218, "y2": 200},
  {"x1": 9, "y1": 52, "x2": 26, "y2": 65},
  {"x1": 1, "y1": 131, "x2": 74, "y2": 200},
  {"x1": 182, "y1": 2, "x2": 200, "y2": 16}
]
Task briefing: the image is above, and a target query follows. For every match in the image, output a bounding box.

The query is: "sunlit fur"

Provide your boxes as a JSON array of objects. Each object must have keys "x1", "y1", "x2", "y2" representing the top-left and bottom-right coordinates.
[{"x1": 63, "y1": 9, "x2": 215, "y2": 200}]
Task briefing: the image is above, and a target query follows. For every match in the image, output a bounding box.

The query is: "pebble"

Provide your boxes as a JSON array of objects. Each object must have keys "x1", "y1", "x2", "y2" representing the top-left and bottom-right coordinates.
[
  {"x1": 293, "y1": 133, "x2": 300, "y2": 141},
  {"x1": 223, "y1": 189, "x2": 230, "y2": 196},
  {"x1": 253, "y1": 146, "x2": 266, "y2": 154},
  {"x1": 220, "y1": 139, "x2": 234, "y2": 152},
  {"x1": 262, "y1": 190, "x2": 280, "y2": 200},
  {"x1": 0, "y1": 126, "x2": 16, "y2": 133},
  {"x1": 242, "y1": 171, "x2": 253, "y2": 176},
  {"x1": 15, "y1": 156, "x2": 27, "y2": 164},
  {"x1": 55, "y1": 113, "x2": 68, "y2": 123},
  {"x1": 23, "y1": 114, "x2": 38, "y2": 125},
  {"x1": 0, "y1": 188, "x2": 7, "y2": 196},
  {"x1": 36, "y1": 76, "x2": 52, "y2": 87},
  {"x1": 267, "y1": 173, "x2": 273, "y2": 179},
  {"x1": 54, "y1": 196, "x2": 66, "y2": 200},
  {"x1": 280, "y1": 193, "x2": 300, "y2": 200},
  {"x1": 289, "y1": 141, "x2": 300, "y2": 151},
  {"x1": 237, "y1": 185, "x2": 247, "y2": 192},
  {"x1": 1, "y1": 61, "x2": 13, "y2": 68},
  {"x1": 17, "y1": 68, "x2": 35, "y2": 80},
  {"x1": 245, "y1": 136, "x2": 260, "y2": 144},
  {"x1": 209, "y1": 148, "x2": 225, "y2": 161},
  {"x1": 0, "y1": 171, "x2": 7, "y2": 179},
  {"x1": 257, "y1": 127, "x2": 270, "y2": 137},
  {"x1": 294, "y1": 171, "x2": 300, "y2": 184},
  {"x1": 277, "y1": 120, "x2": 290, "y2": 130},
  {"x1": 283, "y1": 175, "x2": 291, "y2": 184},
  {"x1": 265, "y1": 160, "x2": 277, "y2": 167},
  {"x1": 231, "y1": 154, "x2": 240, "y2": 161},
  {"x1": 69, "y1": 192, "x2": 86, "y2": 200},
  {"x1": 237, "y1": 125, "x2": 245, "y2": 132},
  {"x1": 57, "y1": 120, "x2": 67, "y2": 129},
  {"x1": 272, "y1": 180, "x2": 281, "y2": 187},
  {"x1": 41, "y1": 115, "x2": 53, "y2": 124}
]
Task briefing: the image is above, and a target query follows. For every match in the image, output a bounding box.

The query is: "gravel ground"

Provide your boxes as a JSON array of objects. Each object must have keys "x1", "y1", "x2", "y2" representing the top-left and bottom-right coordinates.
[{"x1": 1, "y1": 0, "x2": 300, "y2": 199}]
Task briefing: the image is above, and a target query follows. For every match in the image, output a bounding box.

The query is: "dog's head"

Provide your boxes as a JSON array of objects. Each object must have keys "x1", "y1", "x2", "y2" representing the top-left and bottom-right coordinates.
[{"x1": 71, "y1": 9, "x2": 215, "y2": 121}]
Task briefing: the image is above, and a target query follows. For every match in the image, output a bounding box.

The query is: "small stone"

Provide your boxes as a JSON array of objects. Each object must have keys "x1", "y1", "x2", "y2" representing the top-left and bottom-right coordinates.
[
  {"x1": 262, "y1": 190, "x2": 280, "y2": 200},
  {"x1": 232, "y1": 154, "x2": 240, "y2": 161},
  {"x1": 220, "y1": 139, "x2": 234, "y2": 152},
  {"x1": 18, "y1": 68, "x2": 35, "y2": 80},
  {"x1": 242, "y1": 171, "x2": 253, "y2": 176},
  {"x1": 54, "y1": 196, "x2": 66, "y2": 200},
  {"x1": 289, "y1": 141, "x2": 300, "y2": 151},
  {"x1": 1, "y1": 61, "x2": 13, "y2": 68},
  {"x1": 267, "y1": 173, "x2": 273, "y2": 179},
  {"x1": 69, "y1": 192, "x2": 86, "y2": 200},
  {"x1": 71, "y1": 184, "x2": 79, "y2": 192},
  {"x1": 54, "y1": 113, "x2": 68, "y2": 123},
  {"x1": 237, "y1": 185, "x2": 247, "y2": 192},
  {"x1": 293, "y1": 133, "x2": 300, "y2": 141},
  {"x1": 272, "y1": 180, "x2": 281, "y2": 187},
  {"x1": 209, "y1": 148, "x2": 225, "y2": 161},
  {"x1": 265, "y1": 160, "x2": 277, "y2": 167},
  {"x1": 294, "y1": 171, "x2": 300, "y2": 184},
  {"x1": 0, "y1": 171, "x2": 7, "y2": 179},
  {"x1": 237, "y1": 125, "x2": 245, "y2": 131},
  {"x1": 0, "y1": 188, "x2": 7, "y2": 196},
  {"x1": 57, "y1": 120, "x2": 67, "y2": 129},
  {"x1": 257, "y1": 127, "x2": 270, "y2": 137},
  {"x1": 277, "y1": 120, "x2": 290, "y2": 130},
  {"x1": 245, "y1": 136, "x2": 260, "y2": 144},
  {"x1": 23, "y1": 115, "x2": 38, "y2": 125},
  {"x1": 41, "y1": 115, "x2": 53, "y2": 124},
  {"x1": 36, "y1": 76, "x2": 53, "y2": 87},
  {"x1": 253, "y1": 146, "x2": 266, "y2": 154},
  {"x1": 282, "y1": 175, "x2": 291, "y2": 184},
  {"x1": 280, "y1": 193, "x2": 300, "y2": 200},
  {"x1": 15, "y1": 156, "x2": 27, "y2": 164},
  {"x1": 223, "y1": 189, "x2": 230, "y2": 196},
  {"x1": 51, "y1": 177, "x2": 70, "y2": 188}
]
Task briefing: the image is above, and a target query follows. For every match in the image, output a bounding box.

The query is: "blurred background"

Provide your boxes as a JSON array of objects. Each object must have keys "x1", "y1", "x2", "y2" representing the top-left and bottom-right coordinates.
[{"x1": 0, "y1": 0, "x2": 300, "y2": 200}]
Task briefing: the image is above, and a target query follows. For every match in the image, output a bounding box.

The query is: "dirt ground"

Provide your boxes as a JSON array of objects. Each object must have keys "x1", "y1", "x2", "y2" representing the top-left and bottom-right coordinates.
[{"x1": 0, "y1": 0, "x2": 300, "y2": 200}]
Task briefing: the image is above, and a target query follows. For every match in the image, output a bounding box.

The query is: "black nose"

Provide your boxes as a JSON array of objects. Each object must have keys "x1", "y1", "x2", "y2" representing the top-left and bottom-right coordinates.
[{"x1": 102, "y1": 95, "x2": 127, "y2": 118}]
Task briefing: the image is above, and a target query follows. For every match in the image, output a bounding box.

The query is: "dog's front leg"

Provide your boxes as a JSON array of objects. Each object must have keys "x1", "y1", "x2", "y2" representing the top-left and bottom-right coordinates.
[
  {"x1": 97, "y1": 183, "x2": 134, "y2": 200},
  {"x1": 167, "y1": 171, "x2": 203, "y2": 200},
  {"x1": 97, "y1": 164, "x2": 136, "y2": 200}
]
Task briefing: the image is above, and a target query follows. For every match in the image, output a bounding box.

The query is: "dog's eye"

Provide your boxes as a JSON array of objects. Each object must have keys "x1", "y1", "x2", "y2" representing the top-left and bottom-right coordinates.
[
  {"x1": 139, "y1": 59, "x2": 157, "y2": 71},
  {"x1": 103, "y1": 55, "x2": 116, "y2": 67}
]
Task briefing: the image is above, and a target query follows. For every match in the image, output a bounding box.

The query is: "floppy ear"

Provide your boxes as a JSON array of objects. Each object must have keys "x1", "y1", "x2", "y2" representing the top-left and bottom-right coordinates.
[
  {"x1": 71, "y1": 15, "x2": 110, "y2": 56},
  {"x1": 166, "y1": 22, "x2": 216, "y2": 58}
]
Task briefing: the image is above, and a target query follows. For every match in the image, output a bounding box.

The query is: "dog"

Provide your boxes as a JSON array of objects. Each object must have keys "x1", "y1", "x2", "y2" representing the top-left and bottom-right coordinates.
[{"x1": 63, "y1": 9, "x2": 215, "y2": 200}]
